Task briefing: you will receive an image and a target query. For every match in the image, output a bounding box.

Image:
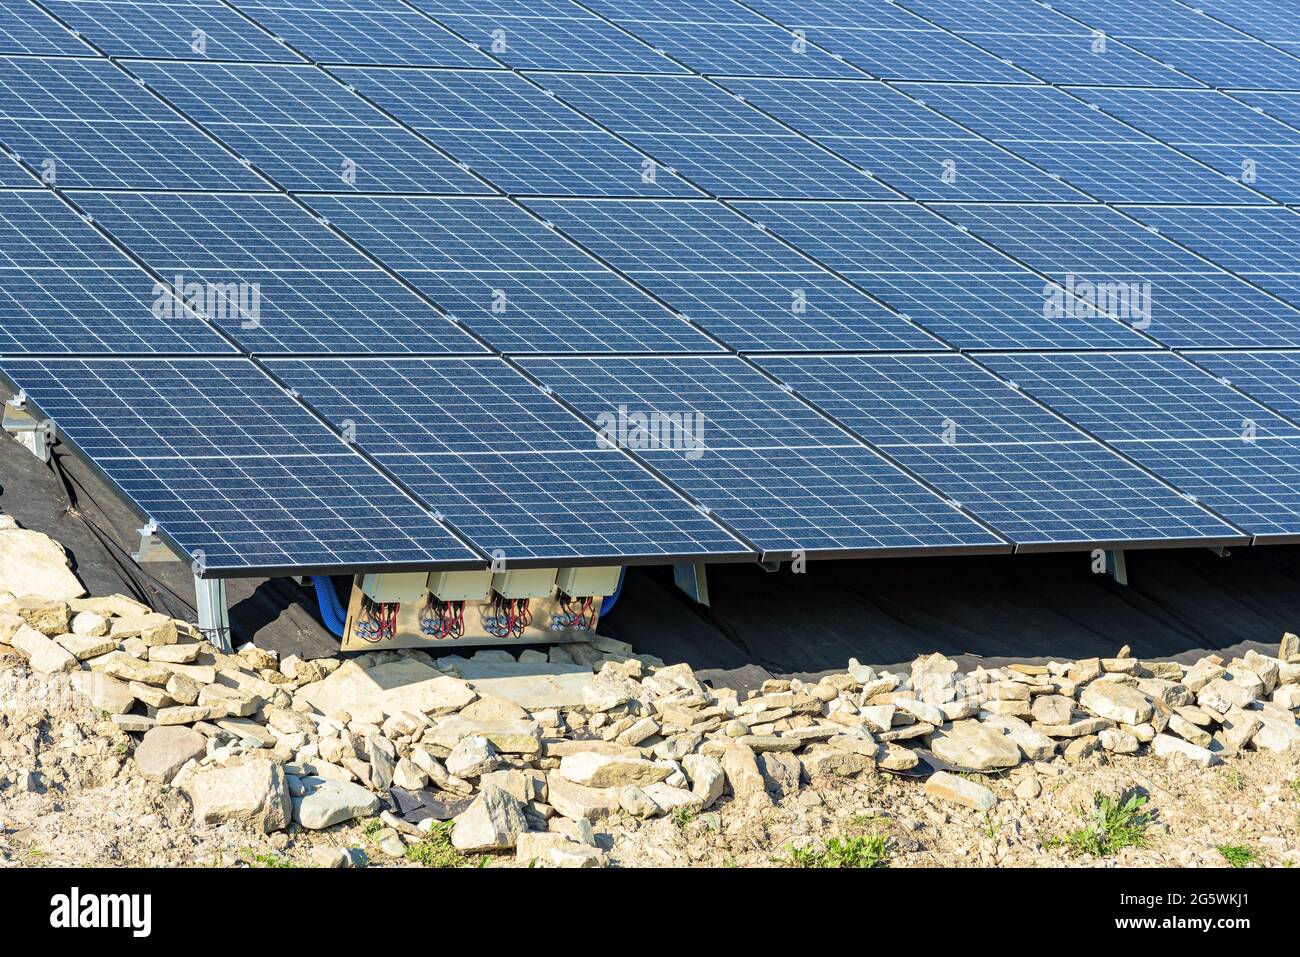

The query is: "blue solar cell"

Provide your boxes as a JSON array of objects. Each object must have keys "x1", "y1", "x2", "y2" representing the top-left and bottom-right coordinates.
[
  {"x1": 736, "y1": 201, "x2": 1150, "y2": 349},
  {"x1": 980, "y1": 352, "x2": 1300, "y2": 444},
  {"x1": 1235, "y1": 91, "x2": 1300, "y2": 131},
  {"x1": 268, "y1": 357, "x2": 750, "y2": 562},
  {"x1": 301, "y1": 195, "x2": 716, "y2": 353},
  {"x1": 896, "y1": 0, "x2": 1197, "y2": 86},
  {"x1": 521, "y1": 355, "x2": 1006, "y2": 555},
  {"x1": 410, "y1": 0, "x2": 685, "y2": 73},
  {"x1": 337, "y1": 66, "x2": 700, "y2": 196},
  {"x1": 40, "y1": 0, "x2": 299, "y2": 60},
  {"x1": 1120, "y1": 206, "x2": 1300, "y2": 311},
  {"x1": 1191, "y1": 352, "x2": 1300, "y2": 423},
  {"x1": 74, "y1": 191, "x2": 485, "y2": 355},
  {"x1": 0, "y1": 358, "x2": 480, "y2": 571},
  {"x1": 1190, "y1": 0, "x2": 1296, "y2": 44},
  {"x1": 0, "y1": 189, "x2": 235, "y2": 354},
  {"x1": 127, "y1": 60, "x2": 487, "y2": 193},
  {"x1": 228, "y1": 0, "x2": 493, "y2": 67},
  {"x1": 521, "y1": 198, "x2": 940, "y2": 352},
  {"x1": 0, "y1": 0, "x2": 93, "y2": 54},
  {"x1": 1073, "y1": 87, "x2": 1300, "y2": 203},
  {"x1": 898, "y1": 82, "x2": 1265, "y2": 204},
  {"x1": 941, "y1": 203, "x2": 1300, "y2": 349},
  {"x1": 744, "y1": 0, "x2": 1036, "y2": 82},
  {"x1": 578, "y1": 0, "x2": 859, "y2": 78},
  {"x1": 717, "y1": 77, "x2": 1082, "y2": 201},
  {"x1": 755, "y1": 353, "x2": 1236, "y2": 546},
  {"x1": 0, "y1": 55, "x2": 265, "y2": 190},
  {"x1": 533, "y1": 72, "x2": 892, "y2": 199}
]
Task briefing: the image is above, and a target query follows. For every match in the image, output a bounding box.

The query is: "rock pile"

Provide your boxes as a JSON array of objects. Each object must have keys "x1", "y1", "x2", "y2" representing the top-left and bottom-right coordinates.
[{"x1": 2, "y1": 518, "x2": 1300, "y2": 868}]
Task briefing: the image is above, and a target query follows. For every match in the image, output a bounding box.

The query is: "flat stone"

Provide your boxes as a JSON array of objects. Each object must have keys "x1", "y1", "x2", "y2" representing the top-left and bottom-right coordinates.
[
  {"x1": 165, "y1": 672, "x2": 201, "y2": 706},
  {"x1": 641, "y1": 782, "x2": 703, "y2": 816},
  {"x1": 216, "y1": 717, "x2": 277, "y2": 748},
  {"x1": 800, "y1": 746, "x2": 872, "y2": 777},
  {"x1": 69, "y1": 671, "x2": 135, "y2": 714},
  {"x1": 516, "y1": 831, "x2": 606, "y2": 868},
  {"x1": 1080, "y1": 680, "x2": 1153, "y2": 726},
  {"x1": 112, "y1": 713, "x2": 156, "y2": 733},
  {"x1": 978, "y1": 714, "x2": 1056, "y2": 761},
  {"x1": 10, "y1": 624, "x2": 77, "y2": 674},
  {"x1": 184, "y1": 759, "x2": 291, "y2": 833},
  {"x1": 1030, "y1": 694, "x2": 1074, "y2": 726},
  {"x1": 894, "y1": 698, "x2": 945, "y2": 725},
  {"x1": 1098, "y1": 728, "x2": 1139, "y2": 753},
  {"x1": 1031, "y1": 716, "x2": 1112, "y2": 738},
  {"x1": 1214, "y1": 708, "x2": 1262, "y2": 753},
  {"x1": 451, "y1": 784, "x2": 527, "y2": 852},
  {"x1": 13, "y1": 595, "x2": 72, "y2": 636},
  {"x1": 931, "y1": 719, "x2": 1022, "y2": 771},
  {"x1": 759, "y1": 750, "x2": 801, "y2": 798},
  {"x1": 156, "y1": 705, "x2": 217, "y2": 725},
  {"x1": 425, "y1": 715, "x2": 542, "y2": 754},
  {"x1": 1167, "y1": 713, "x2": 1212, "y2": 748},
  {"x1": 1152, "y1": 732, "x2": 1218, "y2": 767},
  {"x1": 924, "y1": 770, "x2": 996, "y2": 811},
  {"x1": 69, "y1": 594, "x2": 148, "y2": 618},
  {"x1": 129, "y1": 681, "x2": 173, "y2": 709},
  {"x1": 294, "y1": 776, "x2": 381, "y2": 829},
  {"x1": 1253, "y1": 710, "x2": 1300, "y2": 752},
  {"x1": 0, "y1": 527, "x2": 85, "y2": 601},
  {"x1": 736, "y1": 734, "x2": 801, "y2": 753},
  {"x1": 110, "y1": 612, "x2": 177, "y2": 647},
  {"x1": 135, "y1": 726, "x2": 207, "y2": 783},
  {"x1": 721, "y1": 742, "x2": 771, "y2": 807},
  {"x1": 445, "y1": 734, "x2": 502, "y2": 779},
  {"x1": 876, "y1": 743, "x2": 919, "y2": 771},
  {"x1": 88, "y1": 651, "x2": 172, "y2": 686},
  {"x1": 558, "y1": 752, "x2": 671, "y2": 788},
  {"x1": 299, "y1": 659, "x2": 477, "y2": 718},
  {"x1": 149, "y1": 642, "x2": 202, "y2": 664},
  {"x1": 681, "y1": 753, "x2": 724, "y2": 809},
  {"x1": 546, "y1": 773, "x2": 621, "y2": 823},
  {"x1": 54, "y1": 632, "x2": 117, "y2": 661},
  {"x1": 618, "y1": 785, "x2": 660, "y2": 818}
]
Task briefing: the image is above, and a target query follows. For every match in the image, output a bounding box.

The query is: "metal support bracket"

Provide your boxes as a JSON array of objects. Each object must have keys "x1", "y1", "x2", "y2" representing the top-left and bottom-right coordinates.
[
  {"x1": 133, "y1": 522, "x2": 182, "y2": 563},
  {"x1": 195, "y1": 573, "x2": 231, "y2": 653},
  {"x1": 673, "y1": 561, "x2": 710, "y2": 606},
  {"x1": 3, "y1": 394, "x2": 50, "y2": 462},
  {"x1": 758, "y1": 560, "x2": 782, "y2": 573},
  {"x1": 1105, "y1": 549, "x2": 1128, "y2": 586}
]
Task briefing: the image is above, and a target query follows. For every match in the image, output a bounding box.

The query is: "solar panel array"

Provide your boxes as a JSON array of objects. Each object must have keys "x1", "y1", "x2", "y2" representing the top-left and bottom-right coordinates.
[{"x1": 2, "y1": 0, "x2": 1300, "y2": 576}]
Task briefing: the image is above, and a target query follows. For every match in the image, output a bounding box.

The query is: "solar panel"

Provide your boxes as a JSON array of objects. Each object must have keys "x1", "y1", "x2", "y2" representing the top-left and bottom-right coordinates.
[
  {"x1": 717, "y1": 77, "x2": 1083, "y2": 202},
  {"x1": 520, "y1": 355, "x2": 1007, "y2": 556},
  {"x1": 1235, "y1": 91, "x2": 1300, "y2": 131},
  {"x1": 979, "y1": 351, "x2": 1300, "y2": 536},
  {"x1": 337, "y1": 65, "x2": 701, "y2": 196},
  {"x1": 0, "y1": 189, "x2": 235, "y2": 354},
  {"x1": 1189, "y1": 352, "x2": 1300, "y2": 426},
  {"x1": 742, "y1": 0, "x2": 1036, "y2": 82},
  {"x1": 1120, "y1": 206, "x2": 1300, "y2": 310},
  {"x1": 0, "y1": 0, "x2": 94, "y2": 55},
  {"x1": 898, "y1": 82, "x2": 1265, "y2": 204},
  {"x1": 520, "y1": 197, "x2": 940, "y2": 352},
  {"x1": 301, "y1": 195, "x2": 717, "y2": 353},
  {"x1": 127, "y1": 60, "x2": 488, "y2": 194},
  {"x1": 268, "y1": 357, "x2": 752, "y2": 562},
  {"x1": 577, "y1": 0, "x2": 859, "y2": 78},
  {"x1": 0, "y1": 358, "x2": 483, "y2": 572},
  {"x1": 227, "y1": 0, "x2": 493, "y2": 67},
  {"x1": 896, "y1": 0, "x2": 1198, "y2": 87},
  {"x1": 1048, "y1": 0, "x2": 1300, "y2": 90},
  {"x1": 736, "y1": 200, "x2": 1151, "y2": 349},
  {"x1": 0, "y1": 55, "x2": 265, "y2": 190},
  {"x1": 1073, "y1": 87, "x2": 1300, "y2": 204},
  {"x1": 1189, "y1": 0, "x2": 1297, "y2": 45},
  {"x1": 533, "y1": 72, "x2": 893, "y2": 199},
  {"x1": 73, "y1": 191, "x2": 486, "y2": 355},
  {"x1": 408, "y1": 0, "x2": 686, "y2": 74},
  {"x1": 941, "y1": 203, "x2": 1300, "y2": 348},
  {"x1": 40, "y1": 0, "x2": 299, "y2": 61},
  {"x1": 754, "y1": 353, "x2": 1238, "y2": 546}
]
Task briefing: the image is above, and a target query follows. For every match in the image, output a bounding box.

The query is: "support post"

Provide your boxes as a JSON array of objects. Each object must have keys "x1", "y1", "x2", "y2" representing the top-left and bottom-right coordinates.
[
  {"x1": 1105, "y1": 549, "x2": 1128, "y2": 586},
  {"x1": 758, "y1": 560, "x2": 781, "y2": 573},
  {"x1": 195, "y1": 574, "x2": 231, "y2": 652},
  {"x1": 3, "y1": 397, "x2": 50, "y2": 462},
  {"x1": 673, "y1": 561, "x2": 709, "y2": 606}
]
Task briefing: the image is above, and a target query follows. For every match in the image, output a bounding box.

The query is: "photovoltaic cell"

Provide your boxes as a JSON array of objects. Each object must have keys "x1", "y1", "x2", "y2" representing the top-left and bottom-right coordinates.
[
  {"x1": 521, "y1": 355, "x2": 1007, "y2": 555},
  {"x1": 302, "y1": 195, "x2": 716, "y2": 353},
  {"x1": 1189, "y1": 0, "x2": 1296, "y2": 44},
  {"x1": 0, "y1": 0, "x2": 94, "y2": 54},
  {"x1": 0, "y1": 55, "x2": 264, "y2": 190},
  {"x1": 521, "y1": 198, "x2": 940, "y2": 352},
  {"x1": 0, "y1": 358, "x2": 481, "y2": 571},
  {"x1": 578, "y1": 0, "x2": 860, "y2": 78},
  {"x1": 1072, "y1": 87, "x2": 1300, "y2": 204},
  {"x1": 0, "y1": 189, "x2": 234, "y2": 354},
  {"x1": 1120, "y1": 206, "x2": 1300, "y2": 311},
  {"x1": 269, "y1": 357, "x2": 751, "y2": 561},
  {"x1": 1190, "y1": 352, "x2": 1300, "y2": 423},
  {"x1": 897, "y1": 0, "x2": 1197, "y2": 87},
  {"x1": 718, "y1": 77, "x2": 1082, "y2": 201},
  {"x1": 409, "y1": 0, "x2": 685, "y2": 74},
  {"x1": 337, "y1": 66, "x2": 701, "y2": 196},
  {"x1": 898, "y1": 82, "x2": 1264, "y2": 204},
  {"x1": 743, "y1": 0, "x2": 1036, "y2": 82},
  {"x1": 40, "y1": 0, "x2": 299, "y2": 61},
  {"x1": 73, "y1": 191, "x2": 486, "y2": 355},
  {"x1": 754, "y1": 354, "x2": 1236, "y2": 546},
  {"x1": 228, "y1": 0, "x2": 494, "y2": 67},
  {"x1": 737, "y1": 201, "x2": 1150, "y2": 349},
  {"x1": 942, "y1": 203, "x2": 1300, "y2": 349},
  {"x1": 127, "y1": 60, "x2": 488, "y2": 194},
  {"x1": 533, "y1": 72, "x2": 892, "y2": 199}
]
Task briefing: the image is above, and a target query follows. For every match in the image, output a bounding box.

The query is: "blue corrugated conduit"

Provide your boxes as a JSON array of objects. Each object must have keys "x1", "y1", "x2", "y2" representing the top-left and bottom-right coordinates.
[
  {"x1": 312, "y1": 575, "x2": 347, "y2": 637},
  {"x1": 599, "y1": 567, "x2": 626, "y2": 619}
]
